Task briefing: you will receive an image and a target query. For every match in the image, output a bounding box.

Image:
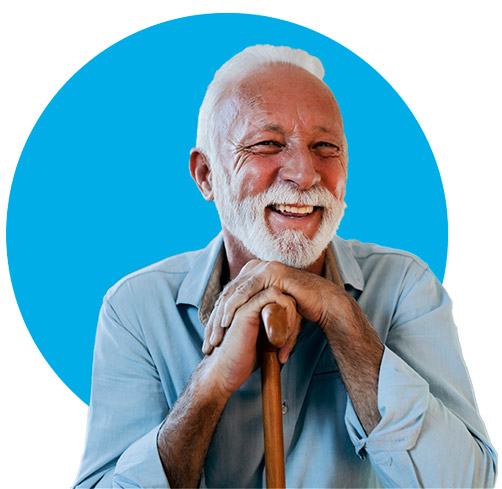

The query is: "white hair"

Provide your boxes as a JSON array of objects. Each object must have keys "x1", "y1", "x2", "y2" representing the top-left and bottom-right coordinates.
[{"x1": 196, "y1": 44, "x2": 326, "y2": 165}]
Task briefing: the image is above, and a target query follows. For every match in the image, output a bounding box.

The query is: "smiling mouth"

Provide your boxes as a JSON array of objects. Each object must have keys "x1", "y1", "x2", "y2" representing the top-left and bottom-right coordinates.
[{"x1": 269, "y1": 203, "x2": 317, "y2": 217}]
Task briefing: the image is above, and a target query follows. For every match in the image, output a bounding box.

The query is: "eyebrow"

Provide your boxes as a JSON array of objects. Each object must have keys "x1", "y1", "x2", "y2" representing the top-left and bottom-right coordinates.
[
  {"x1": 259, "y1": 123, "x2": 284, "y2": 133},
  {"x1": 314, "y1": 125, "x2": 335, "y2": 134},
  {"x1": 238, "y1": 124, "x2": 283, "y2": 145}
]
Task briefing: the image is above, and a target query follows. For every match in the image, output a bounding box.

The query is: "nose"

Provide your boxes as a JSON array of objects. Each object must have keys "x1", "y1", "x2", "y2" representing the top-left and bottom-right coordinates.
[{"x1": 278, "y1": 147, "x2": 321, "y2": 189}]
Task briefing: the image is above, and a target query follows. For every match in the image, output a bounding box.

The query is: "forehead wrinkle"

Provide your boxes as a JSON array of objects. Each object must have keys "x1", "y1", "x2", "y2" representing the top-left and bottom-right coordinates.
[
  {"x1": 219, "y1": 66, "x2": 346, "y2": 149},
  {"x1": 241, "y1": 122, "x2": 286, "y2": 141},
  {"x1": 228, "y1": 110, "x2": 287, "y2": 145},
  {"x1": 238, "y1": 119, "x2": 346, "y2": 147}
]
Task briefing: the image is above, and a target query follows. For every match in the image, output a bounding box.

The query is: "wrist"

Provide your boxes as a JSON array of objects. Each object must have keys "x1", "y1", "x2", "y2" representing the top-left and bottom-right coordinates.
[
  {"x1": 196, "y1": 354, "x2": 233, "y2": 405},
  {"x1": 318, "y1": 283, "x2": 353, "y2": 334}
]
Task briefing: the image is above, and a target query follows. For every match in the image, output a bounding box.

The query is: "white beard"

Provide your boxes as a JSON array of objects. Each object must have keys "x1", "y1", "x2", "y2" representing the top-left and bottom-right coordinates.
[{"x1": 211, "y1": 165, "x2": 346, "y2": 269}]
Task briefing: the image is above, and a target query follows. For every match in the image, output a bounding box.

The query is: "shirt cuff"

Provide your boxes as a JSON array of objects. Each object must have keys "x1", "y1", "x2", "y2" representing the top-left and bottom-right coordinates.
[
  {"x1": 344, "y1": 346, "x2": 429, "y2": 460},
  {"x1": 113, "y1": 423, "x2": 169, "y2": 488}
]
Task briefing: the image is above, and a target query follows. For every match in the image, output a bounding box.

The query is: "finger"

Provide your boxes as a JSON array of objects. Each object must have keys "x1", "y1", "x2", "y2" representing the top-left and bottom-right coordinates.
[
  {"x1": 213, "y1": 293, "x2": 229, "y2": 331},
  {"x1": 205, "y1": 282, "x2": 279, "y2": 356},
  {"x1": 208, "y1": 265, "x2": 254, "y2": 332},
  {"x1": 205, "y1": 282, "x2": 232, "y2": 352},
  {"x1": 209, "y1": 318, "x2": 226, "y2": 348},
  {"x1": 204, "y1": 291, "x2": 231, "y2": 353},
  {"x1": 202, "y1": 320, "x2": 214, "y2": 355},
  {"x1": 226, "y1": 286, "x2": 292, "y2": 347},
  {"x1": 204, "y1": 281, "x2": 242, "y2": 353},
  {"x1": 206, "y1": 287, "x2": 225, "y2": 334},
  {"x1": 283, "y1": 294, "x2": 298, "y2": 337},
  {"x1": 278, "y1": 313, "x2": 302, "y2": 364},
  {"x1": 208, "y1": 260, "x2": 266, "y2": 333},
  {"x1": 221, "y1": 261, "x2": 279, "y2": 328}
]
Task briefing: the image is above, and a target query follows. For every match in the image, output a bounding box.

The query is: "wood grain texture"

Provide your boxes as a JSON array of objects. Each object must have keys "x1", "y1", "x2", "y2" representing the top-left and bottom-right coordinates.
[{"x1": 260, "y1": 304, "x2": 287, "y2": 488}]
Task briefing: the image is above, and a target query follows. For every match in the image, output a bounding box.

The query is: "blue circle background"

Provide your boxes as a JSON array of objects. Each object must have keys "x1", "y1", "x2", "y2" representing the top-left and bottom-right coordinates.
[{"x1": 7, "y1": 14, "x2": 447, "y2": 405}]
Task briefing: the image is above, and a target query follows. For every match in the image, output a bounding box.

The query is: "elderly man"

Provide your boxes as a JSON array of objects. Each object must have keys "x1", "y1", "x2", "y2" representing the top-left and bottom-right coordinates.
[{"x1": 74, "y1": 45, "x2": 497, "y2": 488}]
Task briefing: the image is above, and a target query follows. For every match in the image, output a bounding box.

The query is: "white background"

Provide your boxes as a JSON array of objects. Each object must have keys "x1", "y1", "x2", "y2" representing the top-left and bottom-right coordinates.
[{"x1": 1, "y1": 1, "x2": 500, "y2": 487}]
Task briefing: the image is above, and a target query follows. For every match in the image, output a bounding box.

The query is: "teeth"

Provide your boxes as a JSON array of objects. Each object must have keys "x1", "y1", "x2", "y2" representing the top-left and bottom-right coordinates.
[{"x1": 273, "y1": 204, "x2": 314, "y2": 215}]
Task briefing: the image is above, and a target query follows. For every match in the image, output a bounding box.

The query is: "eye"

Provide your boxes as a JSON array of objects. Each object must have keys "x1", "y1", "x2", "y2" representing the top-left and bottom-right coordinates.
[
  {"x1": 312, "y1": 141, "x2": 341, "y2": 157},
  {"x1": 246, "y1": 140, "x2": 285, "y2": 155},
  {"x1": 254, "y1": 140, "x2": 283, "y2": 147},
  {"x1": 313, "y1": 142, "x2": 339, "y2": 150}
]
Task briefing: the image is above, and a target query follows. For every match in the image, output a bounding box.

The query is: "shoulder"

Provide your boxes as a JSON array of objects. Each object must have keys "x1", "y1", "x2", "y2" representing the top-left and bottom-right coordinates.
[
  {"x1": 100, "y1": 233, "x2": 224, "y2": 315},
  {"x1": 333, "y1": 237, "x2": 435, "y2": 295},
  {"x1": 335, "y1": 238, "x2": 450, "y2": 333},
  {"x1": 337, "y1": 237, "x2": 429, "y2": 271},
  {"x1": 344, "y1": 238, "x2": 428, "y2": 271},
  {"x1": 103, "y1": 248, "x2": 203, "y2": 303}
]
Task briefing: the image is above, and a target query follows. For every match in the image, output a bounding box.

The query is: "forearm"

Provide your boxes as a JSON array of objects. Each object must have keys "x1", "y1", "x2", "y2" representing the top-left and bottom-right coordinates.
[
  {"x1": 344, "y1": 346, "x2": 497, "y2": 487},
  {"x1": 321, "y1": 290, "x2": 384, "y2": 434},
  {"x1": 157, "y1": 356, "x2": 229, "y2": 488}
]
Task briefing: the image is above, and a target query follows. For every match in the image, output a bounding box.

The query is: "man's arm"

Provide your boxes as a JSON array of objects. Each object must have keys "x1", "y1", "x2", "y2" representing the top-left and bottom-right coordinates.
[
  {"x1": 73, "y1": 297, "x2": 172, "y2": 488},
  {"x1": 205, "y1": 259, "x2": 385, "y2": 434},
  {"x1": 348, "y1": 265, "x2": 497, "y2": 488},
  {"x1": 157, "y1": 357, "x2": 228, "y2": 488},
  {"x1": 74, "y1": 269, "x2": 301, "y2": 488},
  {"x1": 319, "y1": 288, "x2": 384, "y2": 434},
  {"x1": 205, "y1": 259, "x2": 497, "y2": 487},
  {"x1": 158, "y1": 285, "x2": 300, "y2": 487}
]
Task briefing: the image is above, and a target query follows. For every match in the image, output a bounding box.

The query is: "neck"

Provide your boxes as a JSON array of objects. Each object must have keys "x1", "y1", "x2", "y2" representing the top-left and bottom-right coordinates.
[{"x1": 222, "y1": 228, "x2": 326, "y2": 281}]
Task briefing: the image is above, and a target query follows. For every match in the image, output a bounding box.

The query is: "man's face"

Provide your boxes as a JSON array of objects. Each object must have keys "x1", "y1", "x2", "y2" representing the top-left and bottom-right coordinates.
[{"x1": 211, "y1": 64, "x2": 348, "y2": 268}]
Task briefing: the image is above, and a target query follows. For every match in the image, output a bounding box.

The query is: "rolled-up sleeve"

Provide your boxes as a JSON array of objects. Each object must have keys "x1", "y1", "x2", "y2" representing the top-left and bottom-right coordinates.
[
  {"x1": 345, "y1": 265, "x2": 497, "y2": 487},
  {"x1": 73, "y1": 294, "x2": 169, "y2": 488}
]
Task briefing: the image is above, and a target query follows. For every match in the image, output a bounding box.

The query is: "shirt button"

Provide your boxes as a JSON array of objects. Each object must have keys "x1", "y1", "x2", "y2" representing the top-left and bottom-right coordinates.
[{"x1": 282, "y1": 401, "x2": 288, "y2": 415}]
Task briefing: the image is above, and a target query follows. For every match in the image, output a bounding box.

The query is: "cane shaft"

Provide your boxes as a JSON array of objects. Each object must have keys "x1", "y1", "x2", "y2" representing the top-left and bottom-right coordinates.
[{"x1": 260, "y1": 304, "x2": 287, "y2": 489}]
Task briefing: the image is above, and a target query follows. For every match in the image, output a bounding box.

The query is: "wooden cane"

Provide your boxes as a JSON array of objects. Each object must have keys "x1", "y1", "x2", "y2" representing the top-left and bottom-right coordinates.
[{"x1": 259, "y1": 303, "x2": 288, "y2": 489}]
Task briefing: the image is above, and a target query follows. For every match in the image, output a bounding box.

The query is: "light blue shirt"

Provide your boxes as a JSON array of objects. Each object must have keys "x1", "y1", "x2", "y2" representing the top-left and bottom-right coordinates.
[{"x1": 74, "y1": 233, "x2": 497, "y2": 488}]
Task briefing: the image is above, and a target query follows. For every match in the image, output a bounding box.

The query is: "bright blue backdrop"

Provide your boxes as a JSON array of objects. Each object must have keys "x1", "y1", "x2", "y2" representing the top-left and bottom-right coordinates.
[{"x1": 7, "y1": 14, "x2": 447, "y2": 404}]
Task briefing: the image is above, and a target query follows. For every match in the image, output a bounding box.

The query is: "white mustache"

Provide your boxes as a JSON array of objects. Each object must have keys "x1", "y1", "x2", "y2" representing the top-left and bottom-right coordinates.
[
  {"x1": 213, "y1": 172, "x2": 346, "y2": 268},
  {"x1": 249, "y1": 183, "x2": 337, "y2": 209}
]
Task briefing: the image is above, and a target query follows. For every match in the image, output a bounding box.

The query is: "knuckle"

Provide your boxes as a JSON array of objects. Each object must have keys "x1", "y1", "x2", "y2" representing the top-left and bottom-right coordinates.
[
  {"x1": 268, "y1": 285, "x2": 281, "y2": 296},
  {"x1": 283, "y1": 292, "x2": 296, "y2": 305},
  {"x1": 236, "y1": 278, "x2": 254, "y2": 295},
  {"x1": 264, "y1": 260, "x2": 279, "y2": 273},
  {"x1": 235, "y1": 283, "x2": 247, "y2": 294},
  {"x1": 219, "y1": 284, "x2": 232, "y2": 299},
  {"x1": 243, "y1": 259, "x2": 260, "y2": 272}
]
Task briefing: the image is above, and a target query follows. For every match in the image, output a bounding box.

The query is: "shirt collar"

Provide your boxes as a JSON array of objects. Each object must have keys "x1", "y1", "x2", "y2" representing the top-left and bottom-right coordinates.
[
  {"x1": 176, "y1": 232, "x2": 225, "y2": 311},
  {"x1": 176, "y1": 233, "x2": 365, "y2": 326},
  {"x1": 331, "y1": 235, "x2": 365, "y2": 291}
]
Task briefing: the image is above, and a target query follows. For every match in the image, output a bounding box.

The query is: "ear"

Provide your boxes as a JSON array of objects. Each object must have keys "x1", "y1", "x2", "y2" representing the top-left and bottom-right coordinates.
[{"x1": 189, "y1": 148, "x2": 214, "y2": 201}]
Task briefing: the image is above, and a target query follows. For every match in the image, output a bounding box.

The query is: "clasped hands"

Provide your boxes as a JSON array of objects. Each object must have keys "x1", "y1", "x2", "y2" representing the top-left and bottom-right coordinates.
[{"x1": 202, "y1": 259, "x2": 349, "y2": 398}]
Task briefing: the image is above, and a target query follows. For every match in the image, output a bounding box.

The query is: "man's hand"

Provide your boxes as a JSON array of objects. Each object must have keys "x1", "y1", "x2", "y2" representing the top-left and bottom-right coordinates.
[
  {"x1": 203, "y1": 281, "x2": 302, "y2": 399},
  {"x1": 202, "y1": 259, "x2": 344, "y2": 396},
  {"x1": 203, "y1": 259, "x2": 348, "y2": 350},
  {"x1": 203, "y1": 259, "x2": 384, "y2": 434}
]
